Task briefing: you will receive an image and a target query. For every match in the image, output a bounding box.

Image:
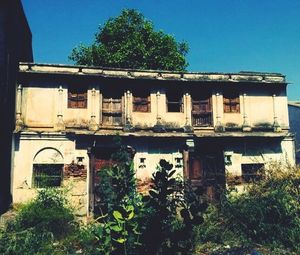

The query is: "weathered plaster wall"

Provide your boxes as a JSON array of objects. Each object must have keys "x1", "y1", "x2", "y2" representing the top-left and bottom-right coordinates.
[
  {"x1": 12, "y1": 135, "x2": 89, "y2": 215},
  {"x1": 224, "y1": 137, "x2": 295, "y2": 176},
  {"x1": 134, "y1": 150, "x2": 183, "y2": 180},
  {"x1": 23, "y1": 87, "x2": 55, "y2": 127},
  {"x1": 20, "y1": 84, "x2": 289, "y2": 131}
]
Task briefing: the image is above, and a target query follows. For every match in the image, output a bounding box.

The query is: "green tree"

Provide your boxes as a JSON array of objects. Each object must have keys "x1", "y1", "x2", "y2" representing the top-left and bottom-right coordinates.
[{"x1": 69, "y1": 9, "x2": 189, "y2": 71}]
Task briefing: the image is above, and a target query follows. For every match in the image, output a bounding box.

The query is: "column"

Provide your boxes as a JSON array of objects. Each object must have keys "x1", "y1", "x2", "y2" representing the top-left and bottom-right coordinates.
[
  {"x1": 156, "y1": 91, "x2": 161, "y2": 124},
  {"x1": 15, "y1": 84, "x2": 24, "y2": 131},
  {"x1": 123, "y1": 90, "x2": 134, "y2": 131},
  {"x1": 55, "y1": 86, "x2": 65, "y2": 131},
  {"x1": 88, "y1": 88, "x2": 98, "y2": 131},
  {"x1": 242, "y1": 93, "x2": 251, "y2": 131},
  {"x1": 153, "y1": 91, "x2": 165, "y2": 132},
  {"x1": 272, "y1": 94, "x2": 281, "y2": 132},
  {"x1": 126, "y1": 90, "x2": 132, "y2": 124},
  {"x1": 214, "y1": 93, "x2": 224, "y2": 132},
  {"x1": 184, "y1": 93, "x2": 193, "y2": 132},
  {"x1": 99, "y1": 91, "x2": 102, "y2": 125}
]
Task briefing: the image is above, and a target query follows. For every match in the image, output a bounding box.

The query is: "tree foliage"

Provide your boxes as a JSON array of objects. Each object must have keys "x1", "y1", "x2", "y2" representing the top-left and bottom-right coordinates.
[{"x1": 69, "y1": 9, "x2": 189, "y2": 71}]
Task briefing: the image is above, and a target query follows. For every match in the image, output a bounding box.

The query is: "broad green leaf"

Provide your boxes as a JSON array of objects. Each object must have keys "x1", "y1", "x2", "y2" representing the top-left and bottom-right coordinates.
[
  {"x1": 113, "y1": 210, "x2": 124, "y2": 222},
  {"x1": 127, "y1": 210, "x2": 134, "y2": 220},
  {"x1": 114, "y1": 238, "x2": 126, "y2": 244}
]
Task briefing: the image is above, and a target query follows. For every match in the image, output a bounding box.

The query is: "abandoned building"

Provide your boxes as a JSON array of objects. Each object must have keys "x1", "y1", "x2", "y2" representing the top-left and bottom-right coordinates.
[{"x1": 12, "y1": 63, "x2": 295, "y2": 216}]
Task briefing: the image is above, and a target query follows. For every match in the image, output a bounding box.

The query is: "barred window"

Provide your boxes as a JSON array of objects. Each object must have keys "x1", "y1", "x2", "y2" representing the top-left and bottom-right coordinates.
[
  {"x1": 133, "y1": 95, "x2": 151, "y2": 112},
  {"x1": 32, "y1": 164, "x2": 63, "y2": 188},
  {"x1": 242, "y1": 163, "x2": 264, "y2": 183},
  {"x1": 68, "y1": 87, "x2": 87, "y2": 108},
  {"x1": 223, "y1": 92, "x2": 240, "y2": 113}
]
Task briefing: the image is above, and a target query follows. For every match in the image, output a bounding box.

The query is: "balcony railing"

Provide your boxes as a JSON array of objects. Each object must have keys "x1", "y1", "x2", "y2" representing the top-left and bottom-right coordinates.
[{"x1": 192, "y1": 112, "x2": 213, "y2": 126}]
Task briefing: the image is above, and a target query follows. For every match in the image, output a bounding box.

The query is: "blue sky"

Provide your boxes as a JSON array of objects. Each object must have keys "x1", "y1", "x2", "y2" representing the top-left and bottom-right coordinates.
[{"x1": 22, "y1": 0, "x2": 300, "y2": 100}]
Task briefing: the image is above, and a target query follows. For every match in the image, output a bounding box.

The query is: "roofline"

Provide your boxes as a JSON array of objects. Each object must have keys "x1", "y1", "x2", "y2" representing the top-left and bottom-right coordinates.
[
  {"x1": 288, "y1": 102, "x2": 300, "y2": 107},
  {"x1": 19, "y1": 62, "x2": 287, "y2": 84}
]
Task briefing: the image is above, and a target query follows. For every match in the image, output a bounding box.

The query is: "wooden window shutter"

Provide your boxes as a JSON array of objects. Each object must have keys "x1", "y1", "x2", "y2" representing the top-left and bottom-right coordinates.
[
  {"x1": 133, "y1": 95, "x2": 151, "y2": 112},
  {"x1": 68, "y1": 88, "x2": 87, "y2": 108}
]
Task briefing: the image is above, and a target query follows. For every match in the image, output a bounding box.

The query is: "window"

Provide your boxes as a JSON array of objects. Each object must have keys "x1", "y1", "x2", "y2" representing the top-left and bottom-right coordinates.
[
  {"x1": 133, "y1": 95, "x2": 151, "y2": 112},
  {"x1": 102, "y1": 97, "x2": 122, "y2": 126},
  {"x1": 68, "y1": 87, "x2": 87, "y2": 108},
  {"x1": 167, "y1": 93, "x2": 183, "y2": 112},
  {"x1": 33, "y1": 164, "x2": 63, "y2": 188},
  {"x1": 192, "y1": 95, "x2": 212, "y2": 126},
  {"x1": 242, "y1": 163, "x2": 264, "y2": 182},
  {"x1": 223, "y1": 91, "x2": 240, "y2": 113},
  {"x1": 139, "y1": 157, "x2": 146, "y2": 168}
]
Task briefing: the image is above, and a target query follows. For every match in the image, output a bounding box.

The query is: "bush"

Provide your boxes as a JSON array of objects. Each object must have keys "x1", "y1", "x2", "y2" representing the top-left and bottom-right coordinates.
[
  {"x1": 0, "y1": 227, "x2": 53, "y2": 255},
  {"x1": 10, "y1": 188, "x2": 75, "y2": 237},
  {"x1": 198, "y1": 163, "x2": 300, "y2": 253},
  {"x1": 0, "y1": 188, "x2": 76, "y2": 255}
]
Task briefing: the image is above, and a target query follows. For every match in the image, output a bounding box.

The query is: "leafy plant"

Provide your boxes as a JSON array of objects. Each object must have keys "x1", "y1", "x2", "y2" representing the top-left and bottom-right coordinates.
[
  {"x1": 94, "y1": 136, "x2": 144, "y2": 254},
  {"x1": 95, "y1": 136, "x2": 137, "y2": 217},
  {"x1": 143, "y1": 159, "x2": 183, "y2": 254},
  {"x1": 9, "y1": 188, "x2": 74, "y2": 238},
  {"x1": 94, "y1": 203, "x2": 142, "y2": 255},
  {"x1": 198, "y1": 163, "x2": 300, "y2": 254},
  {"x1": 0, "y1": 188, "x2": 76, "y2": 254}
]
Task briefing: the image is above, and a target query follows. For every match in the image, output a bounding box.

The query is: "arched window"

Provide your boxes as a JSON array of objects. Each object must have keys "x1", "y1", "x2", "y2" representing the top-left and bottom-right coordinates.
[{"x1": 32, "y1": 148, "x2": 64, "y2": 188}]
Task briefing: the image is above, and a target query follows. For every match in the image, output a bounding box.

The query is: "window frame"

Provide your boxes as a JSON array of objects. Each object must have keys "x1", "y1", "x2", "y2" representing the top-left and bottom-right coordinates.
[
  {"x1": 68, "y1": 87, "x2": 88, "y2": 109},
  {"x1": 166, "y1": 94, "x2": 183, "y2": 113},
  {"x1": 133, "y1": 95, "x2": 151, "y2": 113},
  {"x1": 191, "y1": 95, "x2": 213, "y2": 126},
  {"x1": 223, "y1": 92, "x2": 240, "y2": 113},
  {"x1": 32, "y1": 163, "x2": 63, "y2": 188},
  {"x1": 102, "y1": 96, "x2": 123, "y2": 126},
  {"x1": 241, "y1": 163, "x2": 264, "y2": 183}
]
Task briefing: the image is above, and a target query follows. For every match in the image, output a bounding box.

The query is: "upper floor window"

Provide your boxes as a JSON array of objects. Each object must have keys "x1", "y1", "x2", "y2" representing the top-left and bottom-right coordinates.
[
  {"x1": 68, "y1": 87, "x2": 87, "y2": 108},
  {"x1": 192, "y1": 94, "x2": 212, "y2": 126},
  {"x1": 167, "y1": 93, "x2": 183, "y2": 112},
  {"x1": 133, "y1": 93, "x2": 151, "y2": 112},
  {"x1": 223, "y1": 91, "x2": 240, "y2": 113},
  {"x1": 192, "y1": 96, "x2": 212, "y2": 113},
  {"x1": 102, "y1": 96, "x2": 122, "y2": 126}
]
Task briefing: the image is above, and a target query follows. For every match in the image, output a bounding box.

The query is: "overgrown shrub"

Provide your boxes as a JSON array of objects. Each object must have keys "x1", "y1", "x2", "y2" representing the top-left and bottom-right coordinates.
[
  {"x1": 0, "y1": 188, "x2": 75, "y2": 254},
  {"x1": 95, "y1": 136, "x2": 137, "y2": 217},
  {"x1": 142, "y1": 159, "x2": 207, "y2": 254},
  {"x1": 10, "y1": 188, "x2": 75, "y2": 237},
  {"x1": 198, "y1": 163, "x2": 300, "y2": 253},
  {"x1": 0, "y1": 227, "x2": 53, "y2": 255},
  {"x1": 94, "y1": 136, "x2": 144, "y2": 254}
]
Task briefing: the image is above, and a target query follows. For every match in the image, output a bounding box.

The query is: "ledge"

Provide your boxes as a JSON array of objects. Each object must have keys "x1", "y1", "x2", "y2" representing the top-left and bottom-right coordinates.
[
  {"x1": 19, "y1": 62, "x2": 287, "y2": 84},
  {"x1": 19, "y1": 128, "x2": 292, "y2": 139}
]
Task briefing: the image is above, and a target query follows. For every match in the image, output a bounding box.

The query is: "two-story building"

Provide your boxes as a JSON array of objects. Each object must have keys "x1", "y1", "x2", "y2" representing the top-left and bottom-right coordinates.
[{"x1": 12, "y1": 63, "x2": 295, "y2": 216}]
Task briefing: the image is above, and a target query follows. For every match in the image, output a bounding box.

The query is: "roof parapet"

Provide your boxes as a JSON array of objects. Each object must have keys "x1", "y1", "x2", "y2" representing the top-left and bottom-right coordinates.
[{"x1": 19, "y1": 62, "x2": 286, "y2": 84}]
